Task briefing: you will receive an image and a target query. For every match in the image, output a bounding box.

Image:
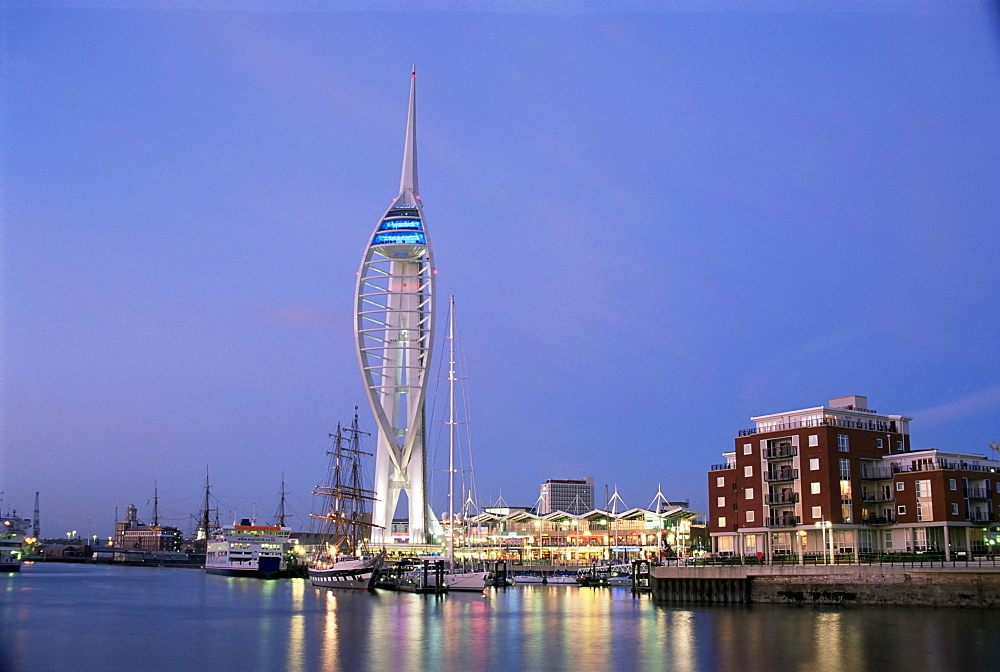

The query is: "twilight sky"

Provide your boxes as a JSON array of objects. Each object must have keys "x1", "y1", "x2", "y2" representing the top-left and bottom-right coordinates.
[{"x1": 2, "y1": 0, "x2": 998, "y2": 540}]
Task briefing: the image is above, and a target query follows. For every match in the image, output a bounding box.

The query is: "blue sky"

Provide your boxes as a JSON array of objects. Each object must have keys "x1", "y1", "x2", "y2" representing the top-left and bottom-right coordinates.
[{"x1": 2, "y1": 0, "x2": 998, "y2": 540}]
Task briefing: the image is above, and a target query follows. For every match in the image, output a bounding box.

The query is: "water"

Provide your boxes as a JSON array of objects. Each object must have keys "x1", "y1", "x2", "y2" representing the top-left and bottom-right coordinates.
[{"x1": 3, "y1": 563, "x2": 998, "y2": 671}]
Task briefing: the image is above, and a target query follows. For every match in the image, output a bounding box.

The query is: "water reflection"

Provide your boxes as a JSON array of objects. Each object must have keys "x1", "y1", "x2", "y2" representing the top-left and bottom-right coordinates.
[{"x1": 4, "y1": 565, "x2": 1000, "y2": 671}]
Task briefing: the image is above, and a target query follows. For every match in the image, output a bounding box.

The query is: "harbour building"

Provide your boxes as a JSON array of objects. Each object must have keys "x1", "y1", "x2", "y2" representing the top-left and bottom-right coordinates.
[
  {"x1": 355, "y1": 69, "x2": 440, "y2": 544},
  {"x1": 114, "y1": 504, "x2": 181, "y2": 552},
  {"x1": 708, "y1": 395, "x2": 1000, "y2": 560},
  {"x1": 538, "y1": 478, "x2": 595, "y2": 515}
]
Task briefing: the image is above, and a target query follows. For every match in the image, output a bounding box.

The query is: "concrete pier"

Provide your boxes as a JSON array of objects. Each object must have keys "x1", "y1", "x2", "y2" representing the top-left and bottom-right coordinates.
[{"x1": 650, "y1": 565, "x2": 1000, "y2": 607}]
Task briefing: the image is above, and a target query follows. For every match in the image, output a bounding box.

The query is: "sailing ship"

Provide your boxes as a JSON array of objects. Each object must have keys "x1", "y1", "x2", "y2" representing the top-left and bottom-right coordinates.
[
  {"x1": 1, "y1": 512, "x2": 30, "y2": 572},
  {"x1": 308, "y1": 410, "x2": 385, "y2": 591}
]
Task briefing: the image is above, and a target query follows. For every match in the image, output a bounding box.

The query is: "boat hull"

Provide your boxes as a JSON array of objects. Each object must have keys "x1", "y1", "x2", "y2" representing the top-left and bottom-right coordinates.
[
  {"x1": 444, "y1": 571, "x2": 490, "y2": 592},
  {"x1": 309, "y1": 555, "x2": 383, "y2": 591},
  {"x1": 205, "y1": 565, "x2": 282, "y2": 580},
  {"x1": 1, "y1": 561, "x2": 22, "y2": 573}
]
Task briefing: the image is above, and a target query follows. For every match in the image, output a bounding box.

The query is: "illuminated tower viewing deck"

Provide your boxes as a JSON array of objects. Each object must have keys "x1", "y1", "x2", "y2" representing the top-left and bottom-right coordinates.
[{"x1": 355, "y1": 69, "x2": 440, "y2": 545}]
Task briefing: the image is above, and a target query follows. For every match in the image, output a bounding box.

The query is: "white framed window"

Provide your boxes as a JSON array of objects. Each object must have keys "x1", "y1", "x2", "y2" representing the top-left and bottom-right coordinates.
[
  {"x1": 839, "y1": 459, "x2": 850, "y2": 479},
  {"x1": 897, "y1": 505, "x2": 906, "y2": 515},
  {"x1": 746, "y1": 511, "x2": 755, "y2": 523},
  {"x1": 896, "y1": 481, "x2": 904, "y2": 491},
  {"x1": 808, "y1": 434, "x2": 818, "y2": 447},
  {"x1": 743, "y1": 443, "x2": 752, "y2": 455},
  {"x1": 811, "y1": 482, "x2": 821, "y2": 495},
  {"x1": 915, "y1": 479, "x2": 930, "y2": 498},
  {"x1": 811, "y1": 506, "x2": 822, "y2": 519},
  {"x1": 996, "y1": 482, "x2": 1000, "y2": 494},
  {"x1": 949, "y1": 479, "x2": 957, "y2": 491},
  {"x1": 838, "y1": 434, "x2": 849, "y2": 452},
  {"x1": 745, "y1": 488, "x2": 754, "y2": 500},
  {"x1": 809, "y1": 458, "x2": 820, "y2": 471},
  {"x1": 884, "y1": 530, "x2": 893, "y2": 549},
  {"x1": 951, "y1": 503, "x2": 959, "y2": 516},
  {"x1": 717, "y1": 496, "x2": 726, "y2": 507},
  {"x1": 744, "y1": 466, "x2": 753, "y2": 477},
  {"x1": 895, "y1": 440, "x2": 903, "y2": 452},
  {"x1": 876, "y1": 438, "x2": 883, "y2": 450},
  {"x1": 718, "y1": 517, "x2": 727, "y2": 528},
  {"x1": 716, "y1": 476, "x2": 725, "y2": 488}
]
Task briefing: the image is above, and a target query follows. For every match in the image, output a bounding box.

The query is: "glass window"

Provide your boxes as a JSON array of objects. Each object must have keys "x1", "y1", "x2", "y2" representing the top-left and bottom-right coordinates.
[
  {"x1": 809, "y1": 458, "x2": 820, "y2": 471},
  {"x1": 876, "y1": 438, "x2": 883, "y2": 450},
  {"x1": 717, "y1": 496, "x2": 725, "y2": 507},
  {"x1": 838, "y1": 434, "x2": 849, "y2": 451},
  {"x1": 745, "y1": 488, "x2": 754, "y2": 500},
  {"x1": 809, "y1": 434, "x2": 818, "y2": 447},
  {"x1": 811, "y1": 506, "x2": 822, "y2": 519},
  {"x1": 951, "y1": 503, "x2": 959, "y2": 515},
  {"x1": 915, "y1": 479, "x2": 930, "y2": 498},
  {"x1": 896, "y1": 440, "x2": 903, "y2": 452},
  {"x1": 716, "y1": 476, "x2": 725, "y2": 488},
  {"x1": 811, "y1": 482, "x2": 821, "y2": 494},
  {"x1": 884, "y1": 530, "x2": 893, "y2": 549},
  {"x1": 743, "y1": 443, "x2": 752, "y2": 455},
  {"x1": 746, "y1": 511, "x2": 755, "y2": 523},
  {"x1": 896, "y1": 481, "x2": 904, "y2": 491},
  {"x1": 949, "y1": 479, "x2": 957, "y2": 491},
  {"x1": 718, "y1": 517, "x2": 726, "y2": 528},
  {"x1": 917, "y1": 501, "x2": 932, "y2": 522},
  {"x1": 842, "y1": 504, "x2": 853, "y2": 523},
  {"x1": 744, "y1": 466, "x2": 753, "y2": 477},
  {"x1": 839, "y1": 459, "x2": 850, "y2": 479},
  {"x1": 897, "y1": 505, "x2": 906, "y2": 515}
]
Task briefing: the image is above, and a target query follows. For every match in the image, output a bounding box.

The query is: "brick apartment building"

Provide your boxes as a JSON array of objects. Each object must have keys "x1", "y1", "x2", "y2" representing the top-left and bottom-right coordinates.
[{"x1": 708, "y1": 395, "x2": 999, "y2": 560}]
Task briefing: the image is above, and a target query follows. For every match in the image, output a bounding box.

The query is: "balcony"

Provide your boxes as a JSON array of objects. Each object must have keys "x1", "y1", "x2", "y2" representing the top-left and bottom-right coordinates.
[
  {"x1": 763, "y1": 445, "x2": 797, "y2": 460},
  {"x1": 861, "y1": 494, "x2": 894, "y2": 504},
  {"x1": 862, "y1": 515, "x2": 895, "y2": 526},
  {"x1": 860, "y1": 466, "x2": 894, "y2": 480},
  {"x1": 966, "y1": 488, "x2": 990, "y2": 500},
  {"x1": 969, "y1": 511, "x2": 994, "y2": 523},
  {"x1": 738, "y1": 416, "x2": 900, "y2": 437},
  {"x1": 764, "y1": 469, "x2": 798, "y2": 483},
  {"x1": 765, "y1": 516, "x2": 801, "y2": 528},
  {"x1": 710, "y1": 463, "x2": 735, "y2": 471},
  {"x1": 765, "y1": 492, "x2": 799, "y2": 505}
]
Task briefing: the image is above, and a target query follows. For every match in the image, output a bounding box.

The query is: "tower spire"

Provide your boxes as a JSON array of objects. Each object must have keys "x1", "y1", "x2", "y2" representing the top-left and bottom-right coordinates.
[{"x1": 398, "y1": 65, "x2": 419, "y2": 199}]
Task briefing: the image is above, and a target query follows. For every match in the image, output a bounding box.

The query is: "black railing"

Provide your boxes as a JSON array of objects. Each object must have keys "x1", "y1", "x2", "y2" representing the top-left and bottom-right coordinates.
[
  {"x1": 764, "y1": 469, "x2": 798, "y2": 483},
  {"x1": 765, "y1": 516, "x2": 801, "y2": 528},
  {"x1": 966, "y1": 488, "x2": 989, "y2": 499},
  {"x1": 860, "y1": 467, "x2": 894, "y2": 480},
  {"x1": 969, "y1": 511, "x2": 993, "y2": 523},
  {"x1": 763, "y1": 446, "x2": 797, "y2": 460},
  {"x1": 710, "y1": 463, "x2": 735, "y2": 471},
  {"x1": 860, "y1": 495, "x2": 893, "y2": 503},
  {"x1": 765, "y1": 493, "x2": 799, "y2": 505},
  {"x1": 861, "y1": 515, "x2": 895, "y2": 526}
]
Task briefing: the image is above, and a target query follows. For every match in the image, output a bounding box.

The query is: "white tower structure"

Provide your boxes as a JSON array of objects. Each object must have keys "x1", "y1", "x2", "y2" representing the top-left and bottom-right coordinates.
[{"x1": 355, "y1": 69, "x2": 440, "y2": 544}]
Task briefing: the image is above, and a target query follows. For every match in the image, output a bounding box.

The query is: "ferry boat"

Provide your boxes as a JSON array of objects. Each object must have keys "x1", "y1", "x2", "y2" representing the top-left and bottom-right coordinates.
[
  {"x1": 205, "y1": 520, "x2": 294, "y2": 579},
  {"x1": 1, "y1": 514, "x2": 30, "y2": 572}
]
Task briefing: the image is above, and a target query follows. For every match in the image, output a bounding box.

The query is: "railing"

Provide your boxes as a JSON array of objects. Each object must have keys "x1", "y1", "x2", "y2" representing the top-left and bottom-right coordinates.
[
  {"x1": 763, "y1": 445, "x2": 797, "y2": 460},
  {"x1": 860, "y1": 495, "x2": 893, "y2": 503},
  {"x1": 969, "y1": 511, "x2": 994, "y2": 523},
  {"x1": 860, "y1": 467, "x2": 894, "y2": 480},
  {"x1": 765, "y1": 493, "x2": 799, "y2": 505},
  {"x1": 765, "y1": 516, "x2": 801, "y2": 528},
  {"x1": 861, "y1": 515, "x2": 895, "y2": 526},
  {"x1": 710, "y1": 463, "x2": 735, "y2": 471},
  {"x1": 738, "y1": 416, "x2": 900, "y2": 437},
  {"x1": 966, "y1": 488, "x2": 990, "y2": 500},
  {"x1": 667, "y1": 553, "x2": 1000, "y2": 568},
  {"x1": 764, "y1": 469, "x2": 798, "y2": 483}
]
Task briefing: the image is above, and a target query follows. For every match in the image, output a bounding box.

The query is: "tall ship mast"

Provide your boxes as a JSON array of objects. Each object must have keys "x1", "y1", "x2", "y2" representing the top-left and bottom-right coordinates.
[
  {"x1": 308, "y1": 410, "x2": 385, "y2": 590},
  {"x1": 355, "y1": 68, "x2": 439, "y2": 544}
]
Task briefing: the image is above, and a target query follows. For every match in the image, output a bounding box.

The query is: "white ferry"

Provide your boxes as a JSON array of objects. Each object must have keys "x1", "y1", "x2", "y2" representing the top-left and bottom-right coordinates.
[
  {"x1": 205, "y1": 519, "x2": 294, "y2": 579},
  {"x1": 1, "y1": 514, "x2": 30, "y2": 572}
]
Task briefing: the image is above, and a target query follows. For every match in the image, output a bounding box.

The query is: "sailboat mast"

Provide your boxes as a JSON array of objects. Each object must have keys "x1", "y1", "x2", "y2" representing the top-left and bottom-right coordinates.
[{"x1": 447, "y1": 294, "x2": 456, "y2": 571}]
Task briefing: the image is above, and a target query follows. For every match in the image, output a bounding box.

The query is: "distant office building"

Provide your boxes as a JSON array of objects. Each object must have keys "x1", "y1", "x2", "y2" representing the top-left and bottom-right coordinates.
[
  {"x1": 539, "y1": 478, "x2": 595, "y2": 515},
  {"x1": 114, "y1": 504, "x2": 181, "y2": 552},
  {"x1": 708, "y1": 395, "x2": 1000, "y2": 560}
]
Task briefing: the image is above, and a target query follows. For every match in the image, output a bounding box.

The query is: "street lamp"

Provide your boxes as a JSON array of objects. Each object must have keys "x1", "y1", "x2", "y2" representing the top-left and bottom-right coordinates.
[{"x1": 814, "y1": 520, "x2": 833, "y2": 564}]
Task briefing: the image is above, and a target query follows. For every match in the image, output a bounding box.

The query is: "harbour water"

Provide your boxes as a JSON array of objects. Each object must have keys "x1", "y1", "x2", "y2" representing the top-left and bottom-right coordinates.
[{"x1": 3, "y1": 563, "x2": 999, "y2": 671}]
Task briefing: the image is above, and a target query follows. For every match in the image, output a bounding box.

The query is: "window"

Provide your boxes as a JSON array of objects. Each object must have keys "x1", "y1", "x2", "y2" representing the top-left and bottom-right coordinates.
[
  {"x1": 809, "y1": 434, "x2": 818, "y2": 447},
  {"x1": 744, "y1": 534, "x2": 757, "y2": 552},
  {"x1": 743, "y1": 443, "x2": 752, "y2": 455},
  {"x1": 915, "y1": 479, "x2": 930, "y2": 497},
  {"x1": 839, "y1": 459, "x2": 850, "y2": 479},
  {"x1": 951, "y1": 503, "x2": 959, "y2": 516},
  {"x1": 884, "y1": 530, "x2": 893, "y2": 549},
  {"x1": 812, "y1": 506, "x2": 822, "y2": 519},
  {"x1": 876, "y1": 438, "x2": 883, "y2": 450},
  {"x1": 717, "y1": 496, "x2": 725, "y2": 507},
  {"x1": 842, "y1": 504, "x2": 853, "y2": 523},
  {"x1": 809, "y1": 458, "x2": 820, "y2": 471},
  {"x1": 896, "y1": 440, "x2": 903, "y2": 452},
  {"x1": 745, "y1": 488, "x2": 754, "y2": 500},
  {"x1": 949, "y1": 479, "x2": 957, "y2": 491},
  {"x1": 746, "y1": 511, "x2": 755, "y2": 523},
  {"x1": 718, "y1": 517, "x2": 727, "y2": 528},
  {"x1": 896, "y1": 481, "x2": 904, "y2": 491},
  {"x1": 716, "y1": 476, "x2": 725, "y2": 488},
  {"x1": 897, "y1": 505, "x2": 906, "y2": 515},
  {"x1": 811, "y1": 482, "x2": 821, "y2": 495},
  {"x1": 997, "y1": 482, "x2": 1000, "y2": 494},
  {"x1": 744, "y1": 466, "x2": 753, "y2": 477},
  {"x1": 838, "y1": 434, "x2": 849, "y2": 452}
]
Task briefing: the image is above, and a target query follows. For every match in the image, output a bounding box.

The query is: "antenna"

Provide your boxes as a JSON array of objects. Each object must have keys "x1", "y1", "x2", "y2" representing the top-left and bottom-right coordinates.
[{"x1": 152, "y1": 482, "x2": 160, "y2": 528}]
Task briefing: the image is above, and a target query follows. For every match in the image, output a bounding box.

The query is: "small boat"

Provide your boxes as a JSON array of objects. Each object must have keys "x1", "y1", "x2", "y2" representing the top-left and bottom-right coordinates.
[
  {"x1": 308, "y1": 410, "x2": 385, "y2": 591},
  {"x1": 205, "y1": 519, "x2": 294, "y2": 579},
  {"x1": 576, "y1": 563, "x2": 634, "y2": 587}
]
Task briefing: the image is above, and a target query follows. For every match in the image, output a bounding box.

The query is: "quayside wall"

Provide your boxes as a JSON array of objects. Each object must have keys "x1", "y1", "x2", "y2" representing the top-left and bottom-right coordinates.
[{"x1": 649, "y1": 565, "x2": 1000, "y2": 608}]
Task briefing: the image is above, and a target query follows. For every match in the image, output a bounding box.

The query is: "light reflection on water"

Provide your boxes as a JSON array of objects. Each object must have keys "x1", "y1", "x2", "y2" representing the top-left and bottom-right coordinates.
[{"x1": 3, "y1": 564, "x2": 1000, "y2": 671}]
